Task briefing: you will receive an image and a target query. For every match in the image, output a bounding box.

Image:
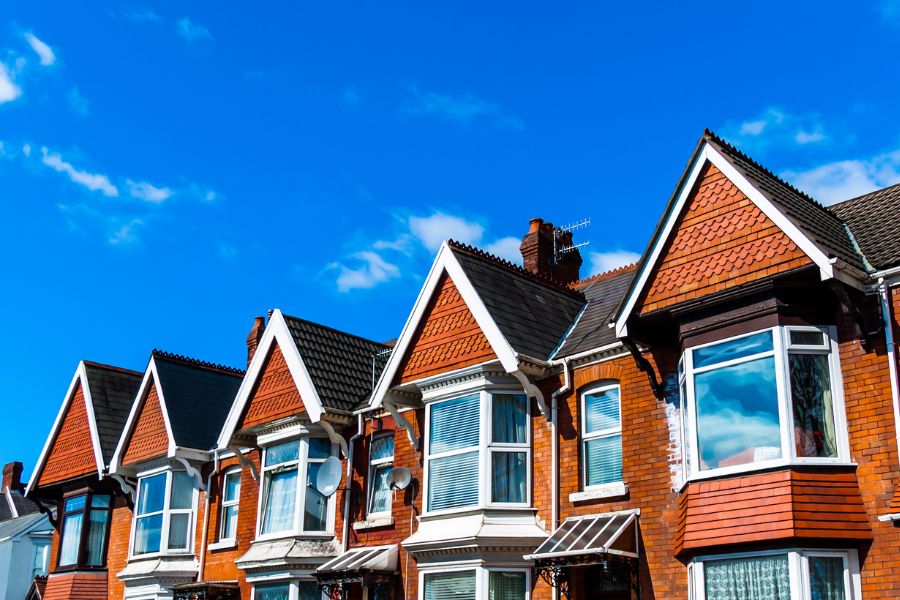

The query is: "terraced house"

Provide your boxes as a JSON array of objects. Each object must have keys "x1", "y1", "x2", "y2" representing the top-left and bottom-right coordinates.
[{"x1": 23, "y1": 130, "x2": 900, "y2": 600}]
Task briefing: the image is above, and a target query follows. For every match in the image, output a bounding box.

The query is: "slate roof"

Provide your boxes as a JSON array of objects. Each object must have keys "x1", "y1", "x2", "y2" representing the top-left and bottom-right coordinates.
[
  {"x1": 152, "y1": 351, "x2": 244, "y2": 451},
  {"x1": 283, "y1": 315, "x2": 391, "y2": 412},
  {"x1": 828, "y1": 183, "x2": 900, "y2": 271},
  {"x1": 0, "y1": 490, "x2": 41, "y2": 522},
  {"x1": 83, "y1": 362, "x2": 142, "y2": 465},
  {"x1": 0, "y1": 511, "x2": 49, "y2": 541},
  {"x1": 448, "y1": 242, "x2": 587, "y2": 361},
  {"x1": 554, "y1": 266, "x2": 636, "y2": 358}
]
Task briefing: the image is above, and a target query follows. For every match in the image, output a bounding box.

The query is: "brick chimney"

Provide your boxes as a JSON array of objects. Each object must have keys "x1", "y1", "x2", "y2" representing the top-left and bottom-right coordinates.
[
  {"x1": 247, "y1": 316, "x2": 266, "y2": 366},
  {"x1": 519, "y1": 218, "x2": 583, "y2": 285},
  {"x1": 2, "y1": 462, "x2": 23, "y2": 491}
]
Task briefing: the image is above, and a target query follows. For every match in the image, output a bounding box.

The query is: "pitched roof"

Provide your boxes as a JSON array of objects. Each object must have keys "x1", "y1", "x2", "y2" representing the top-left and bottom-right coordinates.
[
  {"x1": 0, "y1": 489, "x2": 41, "y2": 522},
  {"x1": 828, "y1": 183, "x2": 900, "y2": 271},
  {"x1": 0, "y1": 511, "x2": 49, "y2": 541},
  {"x1": 282, "y1": 315, "x2": 391, "y2": 412},
  {"x1": 448, "y1": 242, "x2": 586, "y2": 361},
  {"x1": 150, "y1": 351, "x2": 244, "y2": 451},
  {"x1": 82, "y1": 362, "x2": 143, "y2": 465}
]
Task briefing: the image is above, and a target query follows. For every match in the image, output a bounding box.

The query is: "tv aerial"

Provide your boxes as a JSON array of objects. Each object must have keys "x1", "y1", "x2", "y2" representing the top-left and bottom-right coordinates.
[
  {"x1": 553, "y1": 218, "x2": 591, "y2": 264},
  {"x1": 315, "y1": 456, "x2": 343, "y2": 498}
]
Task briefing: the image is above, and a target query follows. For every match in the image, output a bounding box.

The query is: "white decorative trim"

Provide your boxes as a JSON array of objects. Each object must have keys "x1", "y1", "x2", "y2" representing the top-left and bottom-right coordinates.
[
  {"x1": 568, "y1": 484, "x2": 628, "y2": 503},
  {"x1": 384, "y1": 402, "x2": 419, "y2": 451},
  {"x1": 352, "y1": 516, "x2": 395, "y2": 531},
  {"x1": 208, "y1": 539, "x2": 238, "y2": 551},
  {"x1": 318, "y1": 420, "x2": 348, "y2": 458},
  {"x1": 878, "y1": 512, "x2": 900, "y2": 522}
]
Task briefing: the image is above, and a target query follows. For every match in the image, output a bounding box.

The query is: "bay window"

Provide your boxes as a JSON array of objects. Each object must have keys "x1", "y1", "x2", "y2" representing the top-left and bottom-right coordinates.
[
  {"x1": 253, "y1": 581, "x2": 319, "y2": 600},
  {"x1": 422, "y1": 568, "x2": 528, "y2": 600},
  {"x1": 367, "y1": 434, "x2": 394, "y2": 516},
  {"x1": 57, "y1": 492, "x2": 111, "y2": 568},
  {"x1": 258, "y1": 436, "x2": 335, "y2": 538},
  {"x1": 131, "y1": 470, "x2": 196, "y2": 557},
  {"x1": 682, "y1": 326, "x2": 847, "y2": 477},
  {"x1": 219, "y1": 468, "x2": 241, "y2": 541},
  {"x1": 581, "y1": 384, "x2": 623, "y2": 489},
  {"x1": 689, "y1": 549, "x2": 857, "y2": 600},
  {"x1": 425, "y1": 391, "x2": 530, "y2": 513}
]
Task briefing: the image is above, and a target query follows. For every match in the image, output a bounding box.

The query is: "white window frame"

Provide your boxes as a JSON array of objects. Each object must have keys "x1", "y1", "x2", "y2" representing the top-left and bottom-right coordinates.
[
  {"x1": 580, "y1": 382, "x2": 623, "y2": 491},
  {"x1": 423, "y1": 389, "x2": 532, "y2": 516},
  {"x1": 129, "y1": 466, "x2": 198, "y2": 559},
  {"x1": 367, "y1": 433, "x2": 395, "y2": 519},
  {"x1": 688, "y1": 548, "x2": 861, "y2": 600},
  {"x1": 418, "y1": 565, "x2": 531, "y2": 600},
  {"x1": 682, "y1": 325, "x2": 850, "y2": 480},
  {"x1": 219, "y1": 467, "x2": 242, "y2": 542},
  {"x1": 250, "y1": 578, "x2": 321, "y2": 600},
  {"x1": 254, "y1": 435, "x2": 338, "y2": 541}
]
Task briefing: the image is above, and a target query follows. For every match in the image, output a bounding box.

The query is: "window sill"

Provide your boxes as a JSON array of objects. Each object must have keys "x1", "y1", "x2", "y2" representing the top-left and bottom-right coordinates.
[
  {"x1": 208, "y1": 539, "x2": 237, "y2": 551},
  {"x1": 353, "y1": 516, "x2": 395, "y2": 531},
  {"x1": 252, "y1": 531, "x2": 336, "y2": 544},
  {"x1": 570, "y1": 484, "x2": 628, "y2": 502}
]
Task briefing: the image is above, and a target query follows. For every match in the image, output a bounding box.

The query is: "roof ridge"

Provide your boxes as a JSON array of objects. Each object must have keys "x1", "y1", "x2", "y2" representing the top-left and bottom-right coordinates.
[
  {"x1": 571, "y1": 262, "x2": 638, "y2": 289},
  {"x1": 281, "y1": 313, "x2": 391, "y2": 351},
  {"x1": 151, "y1": 349, "x2": 245, "y2": 376},
  {"x1": 81, "y1": 360, "x2": 143, "y2": 377},
  {"x1": 447, "y1": 239, "x2": 585, "y2": 300}
]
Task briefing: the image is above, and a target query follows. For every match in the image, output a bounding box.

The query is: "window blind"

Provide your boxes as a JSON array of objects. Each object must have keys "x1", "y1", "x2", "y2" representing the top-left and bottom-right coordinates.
[
  {"x1": 489, "y1": 572, "x2": 526, "y2": 600},
  {"x1": 585, "y1": 435, "x2": 622, "y2": 486},
  {"x1": 428, "y1": 451, "x2": 479, "y2": 511},
  {"x1": 424, "y1": 571, "x2": 477, "y2": 600},
  {"x1": 584, "y1": 388, "x2": 620, "y2": 434},
  {"x1": 430, "y1": 394, "x2": 480, "y2": 454}
]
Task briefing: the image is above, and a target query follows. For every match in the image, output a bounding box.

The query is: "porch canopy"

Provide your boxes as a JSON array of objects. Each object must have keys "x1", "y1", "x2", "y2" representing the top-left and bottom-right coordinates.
[{"x1": 316, "y1": 544, "x2": 399, "y2": 593}]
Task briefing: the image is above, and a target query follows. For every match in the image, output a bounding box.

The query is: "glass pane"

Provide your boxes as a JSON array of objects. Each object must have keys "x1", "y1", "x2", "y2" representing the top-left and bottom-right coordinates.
[
  {"x1": 170, "y1": 471, "x2": 194, "y2": 510},
  {"x1": 584, "y1": 387, "x2": 620, "y2": 434},
  {"x1": 693, "y1": 331, "x2": 774, "y2": 369},
  {"x1": 491, "y1": 452, "x2": 526, "y2": 503},
  {"x1": 299, "y1": 582, "x2": 321, "y2": 600},
  {"x1": 584, "y1": 435, "x2": 623, "y2": 487},
  {"x1": 695, "y1": 356, "x2": 782, "y2": 470},
  {"x1": 492, "y1": 394, "x2": 527, "y2": 444},
  {"x1": 809, "y1": 556, "x2": 846, "y2": 600},
  {"x1": 424, "y1": 571, "x2": 476, "y2": 600},
  {"x1": 430, "y1": 395, "x2": 480, "y2": 454},
  {"x1": 371, "y1": 435, "x2": 395, "y2": 461},
  {"x1": 489, "y1": 572, "x2": 526, "y2": 600},
  {"x1": 369, "y1": 464, "x2": 393, "y2": 514},
  {"x1": 222, "y1": 506, "x2": 239, "y2": 539},
  {"x1": 64, "y1": 495, "x2": 86, "y2": 513},
  {"x1": 224, "y1": 471, "x2": 241, "y2": 503},
  {"x1": 790, "y1": 330, "x2": 826, "y2": 346},
  {"x1": 85, "y1": 509, "x2": 109, "y2": 566},
  {"x1": 704, "y1": 554, "x2": 790, "y2": 600},
  {"x1": 304, "y1": 462, "x2": 328, "y2": 531},
  {"x1": 308, "y1": 437, "x2": 332, "y2": 460},
  {"x1": 427, "y1": 451, "x2": 479, "y2": 511},
  {"x1": 261, "y1": 468, "x2": 298, "y2": 534},
  {"x1": 167, "y1": 513, "x2": 190, "y2": 550},
  {"x1": 58, "y1": 513, "x2": 84, "y2": 566},
  {"x1": 133, "y1": 514, "x2": 163, "y2": 555},
  {"x1": 137, "y1": 473, "x2": 167, "y2": 515},
  {"x1": 790, "y1": 353, "x2": 837, "y2": 458},
  {"x1": 255, "y1": 584, "x2": 291, "y2": 600},
  {"x1": 90, "y1": 495, "x2": 111, "y2": 509},
  {"x1": 265, "y1": 440, "x2": 300, "y2": 466}
]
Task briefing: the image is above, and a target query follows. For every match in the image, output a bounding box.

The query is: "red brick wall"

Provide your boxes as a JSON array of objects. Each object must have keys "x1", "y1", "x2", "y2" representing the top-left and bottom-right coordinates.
[
  {"x1": 239, "y1": 343, "x2": 307, "y2": 429},
  {"x1": 43, "y1": 572, "x2": 107, "y2": 600},
  {"x1": 107, "y1": 496, "x2": 132, "y2": 600},
  {"x1": 122, "y1": 379, "x2": 169, "y2": 465},
  {"x1": 639, "y1": 163, "x2": 813, "y2": 314},
  {"x1": 39, "y1": 383, "x2": 99, "y2": 486},
  {"x1": 396, "y1": 274, "x2": 497, "y2": 384}
]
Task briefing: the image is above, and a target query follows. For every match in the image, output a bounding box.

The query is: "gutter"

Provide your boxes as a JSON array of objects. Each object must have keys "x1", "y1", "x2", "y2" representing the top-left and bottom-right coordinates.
[{"x1": 342, "y1": 413, "x2": 364, "y2": 552}]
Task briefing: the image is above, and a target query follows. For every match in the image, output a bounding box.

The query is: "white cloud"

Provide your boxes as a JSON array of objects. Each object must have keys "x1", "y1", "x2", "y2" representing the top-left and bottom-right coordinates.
[
  {"x1": 484, "y1": 236, "x2": 522, "y2": 264},
  {"x1": 336, "y1": 251, "x2": 401, "y2": 292},
  {"x1": 782, "y1": 149, "x2": 900, "y2": 205},
  {"x1": 721, "y1": 107, "x2": 829, "y2": 153},
  {"x1": 21, "y1": 143, "x2": 31, "y2": 157},
  {"x1": 403, "y1": 85, "x2": 524, "y2": 130},
  {"x1": 24, "y1": 32, "x2": 56, "y2": 66},
  {"x1": 40, "y1": 147, "x2": 119, "y2": 196},
  {"x1": 109, "y1": 219, "x2": 143, "y2": 245},
  {"x1": 67, "y1": 87, "x2": 89, "y2": 116},
  {"x1": 0, "y1": 63, "x2": 22, "y2": 104},
  {"x1": 127, "y1": 179, "x2": 173, "y2": 203},
  {"x1": 177, "y1": 17, "x2": 212, "y2": 41},
  {"x1": 373, "y1": 234, "x2": 412, "y2": 254},
  {"x1": 590, "y1": 250, "x2": 640, "y2": 275},
  {"x1": 409, "y1": 212, "x2": 484, "y2": 251}
]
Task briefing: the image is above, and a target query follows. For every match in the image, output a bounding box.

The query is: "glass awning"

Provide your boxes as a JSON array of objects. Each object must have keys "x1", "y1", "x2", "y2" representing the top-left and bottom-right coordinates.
[
  {"x1": 317, "y1": 544, "x2": 399, "y2": 576},
  {"x1": 524, "y1": 511, "x2": 638, "y2": 563}
]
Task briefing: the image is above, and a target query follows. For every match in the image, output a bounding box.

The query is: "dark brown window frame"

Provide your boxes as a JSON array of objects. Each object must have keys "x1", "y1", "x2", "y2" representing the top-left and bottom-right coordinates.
[{"x1": 55, "y1": 489, "x2": 113, "y2": 572}]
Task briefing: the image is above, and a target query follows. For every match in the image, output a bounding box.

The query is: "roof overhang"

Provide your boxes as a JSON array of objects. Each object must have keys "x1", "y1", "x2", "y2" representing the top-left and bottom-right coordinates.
[
  {"x1": 316, "y1": 544, "x2": 398, "y2": 580},
  {"x1": 523, "y1": 509, "x2": 639, "y2": 564}
]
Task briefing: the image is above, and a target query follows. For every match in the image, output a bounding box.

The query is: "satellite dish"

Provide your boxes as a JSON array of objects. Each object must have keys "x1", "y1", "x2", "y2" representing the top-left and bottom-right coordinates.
[
  {"x1": 315, "y1": 456, "x2": 342, "y2": 498},
  {"x1": 386, "y1": 467, "x2": 411, "y2": 491}
]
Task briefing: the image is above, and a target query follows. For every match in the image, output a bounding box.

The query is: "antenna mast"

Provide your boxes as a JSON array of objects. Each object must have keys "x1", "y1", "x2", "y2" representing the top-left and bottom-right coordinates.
[{"x1": 553, "y1": 218, "x2": 591, "y2": 264}]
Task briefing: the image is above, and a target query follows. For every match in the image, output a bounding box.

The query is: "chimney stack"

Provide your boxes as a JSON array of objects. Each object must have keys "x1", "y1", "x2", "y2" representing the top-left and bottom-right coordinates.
[
  {"x1": 519, "y1": 218, "x2": 583, "y2": 285},
  {"x1": 247, "y1": 316, "x2": 267, "y2": 366},
  {"x1": 2, "y1": 462, "x2": 23, "y2": 492}
]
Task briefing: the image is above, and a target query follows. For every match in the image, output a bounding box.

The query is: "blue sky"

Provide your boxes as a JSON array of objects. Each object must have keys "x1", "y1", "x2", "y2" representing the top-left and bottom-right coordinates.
[{"x1": 3, "y1": 1, "x2": 900, "y2": 475}]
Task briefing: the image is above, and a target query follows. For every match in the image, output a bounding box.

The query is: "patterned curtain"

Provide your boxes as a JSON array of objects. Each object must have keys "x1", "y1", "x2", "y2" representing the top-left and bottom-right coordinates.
[
  {"x1": 704, "y1": 554, "x2": 791, "y2": 600},
  {"x1": 809, "y1": 557, "x2": 846, "y2": 600}
]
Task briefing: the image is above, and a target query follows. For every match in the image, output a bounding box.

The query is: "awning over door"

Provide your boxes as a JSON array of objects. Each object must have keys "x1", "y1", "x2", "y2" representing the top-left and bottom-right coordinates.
[
  {"x1": 316, "y1": 544, "x2": 399, "y2": 594},
  {"x1": 525, "y1": 510, "x2": 638, "y2": 563}
]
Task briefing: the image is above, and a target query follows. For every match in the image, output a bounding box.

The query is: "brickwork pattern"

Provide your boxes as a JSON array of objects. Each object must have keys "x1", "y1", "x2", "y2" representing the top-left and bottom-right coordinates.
[
  {"x1": 122, "y1": 380, "x2": 169, "y2": 465},
  {"x1": 42, "y1": 572, "x2": 107, "y2": 600},
  {"x1": 107, "y1": 496, "x2": 132, "y2": 600},
  {"x1": 38, "y1": 383, "x2": 99, "y2": 486},
  {"x1": 239, "y1": 343, "x2": 307, "y2": 429}
]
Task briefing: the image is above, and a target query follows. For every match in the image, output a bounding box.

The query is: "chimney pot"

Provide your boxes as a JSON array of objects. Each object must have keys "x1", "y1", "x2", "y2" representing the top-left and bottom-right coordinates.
[
  {"x1": 519, "y1": 218, "x2": 583, "y2": 285},
  {"x1": 2, "y1": 462, "x2": 23, "y2": 491},
  {"x1": 246, "y1": 316, "x2": 267, "y2": 366}
]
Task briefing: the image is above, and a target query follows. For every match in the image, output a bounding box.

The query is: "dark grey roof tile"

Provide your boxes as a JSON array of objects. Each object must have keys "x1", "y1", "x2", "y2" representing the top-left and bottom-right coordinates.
[
  {"x1": 83, "y1": 363, "x2": 142, "y2": 465},
  {"x1": 554, "y1": 266, "x2": 635, "y2": 358},
  {"x1": 829, "y1": 183, "x2": 900, "y2": 270}
]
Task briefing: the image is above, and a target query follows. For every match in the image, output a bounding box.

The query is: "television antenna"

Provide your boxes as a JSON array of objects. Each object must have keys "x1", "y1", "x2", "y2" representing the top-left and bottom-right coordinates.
[{"x1": 553, "y1": 218, "x2": 590, "y2": 263}]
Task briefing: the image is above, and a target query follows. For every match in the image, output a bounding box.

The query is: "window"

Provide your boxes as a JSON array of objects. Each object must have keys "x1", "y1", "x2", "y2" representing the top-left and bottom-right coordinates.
[
  {"x1": 252, "y1": 581, "x2": 320, "y2": 600},
  {"x1": 220, "y1": 468, "x2": 241, "y2": 541},
  {"x1": 425, "y1": 571, "x2": 476, "y2": 600},
  {"x1": 57, "y1": 493, "x2": 111, "y2": 568},
  {"x1": 682, "y1": 326, "x2": 847, "y2": 477},
  {"x1": 689, "y1": 550, "x2": 856, "y2": 600},
  {"x1": 422, "y1": 568, "x2": 528, "y2": 600},
  {"x1": 132, "y1": 470, "x2": 196, "y2": 556},
  {"x1": 258, "y1": 436, "x2": 334, "y2": 537},
  {"x1": 425, "y1": 391, "x2": 530, "y2": 513},
  {"x1": 32, "y1": 541, "x2": 50, "y2": 578},
  {"x1": 581, "y1": 384, "x2": 623, "y2": 489},
  {"x1": 367, "y1": 434, "x2": 394, "y2": 516}
]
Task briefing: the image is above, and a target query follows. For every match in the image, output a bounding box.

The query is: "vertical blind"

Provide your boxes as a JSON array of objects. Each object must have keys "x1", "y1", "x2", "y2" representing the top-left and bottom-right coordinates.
[
  {"x1": 424, "y1": 571, "x2": 477, "y2": 600},
  {"x1": 489, "y1": 572, "x2": 526, "y2": 600}
]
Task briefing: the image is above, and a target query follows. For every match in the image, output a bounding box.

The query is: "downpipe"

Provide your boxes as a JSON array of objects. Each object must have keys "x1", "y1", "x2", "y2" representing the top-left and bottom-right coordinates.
[
  {"x1": 198, "y1": 449, "x2": 220, "y2": 582},
  {"x1": 342, "y1": 413, "x2": 364, "y2": 552},
  {"x1": 878, "y1": 279, "x2": 900, "y2": 471}
]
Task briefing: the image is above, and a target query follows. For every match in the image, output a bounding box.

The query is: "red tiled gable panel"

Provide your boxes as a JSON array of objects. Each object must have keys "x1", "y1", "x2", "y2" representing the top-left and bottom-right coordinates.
[
  {"x1": 43, "y1": 572, "x2": 107, "y2": 600},
  {"x1": 639, "y1": 163, "x2": 814, "y2": 314},
  {"x1": 38, "y1": 383, "x2": 99, "y2": 486},
  {"x1": 395, "y1": 273, "x2": 497, "y2": 384},
  {"x1": 239, "y1": 343, "x2": 307, "y2": 429},
  {"x1": 122, "y1": 380, "x2": 169, "y2": 465}
]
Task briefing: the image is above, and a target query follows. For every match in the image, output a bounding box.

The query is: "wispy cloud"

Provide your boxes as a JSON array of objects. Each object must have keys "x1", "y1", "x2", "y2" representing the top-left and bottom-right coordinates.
[
  {"x1": 0, "y1": 63, "x2": 22, "y2": 104},
  {"x1": 335, "y1": 251, "x2": 401, "y2": 292},
  {"x1": 126, "y1": 179, "x2": 173, "y2": 203},
  {"x1": 484, "y1": 236, "x2": 522, "y2": 264},
  {"x1": 781, "y1": 148, "x2": 900, "y2": 205},
  {"x1": 720, "y1": 107, "x2": 830, "y2": 154},
  {"x1": 403, "y1": 85, "x2": 524, "y2": 130},
  {"x1": 40, "y1": 147, "x2": 119, "y2": 197},
  {"x1": 66, "y1": 87, "x2": 89, "y2": 116},
  {"x1": 23, "y1": 32, "x2": 55, "y2": 66},
  {"x1": 176, "y1": 17, "x2": 212, "y2": 42},
  {"x1": 590, "y1": 250, "x2": 640, "y2": 275},
  {"x1": 409, "y1": 212, "x2": 485, "y2": 251},
  {"x1": 109, "y1": 219, "x2": 143, "y2": 245},
  {"x1": 116, "y1": 8, "x2": 164, "y2": 24}
]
